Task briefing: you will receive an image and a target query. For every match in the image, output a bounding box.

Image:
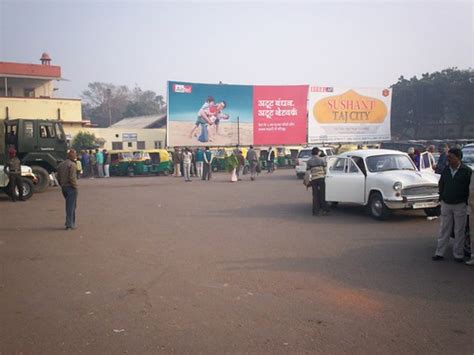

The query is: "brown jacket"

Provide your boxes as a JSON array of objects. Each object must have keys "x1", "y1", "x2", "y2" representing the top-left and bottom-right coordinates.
[
  {"x1": 4, "y1": 157, "x2": 21, "y2": 175},
  {"x1": 57, "y1": 159, "x2": 78, "y2": 189}
]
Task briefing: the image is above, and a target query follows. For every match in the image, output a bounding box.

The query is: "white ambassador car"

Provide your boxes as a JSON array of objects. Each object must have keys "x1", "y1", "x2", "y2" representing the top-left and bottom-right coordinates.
[
  {"x1": 325, "y1": 149, "x2": 440, "y2": 220},
  {"x1": 295, "y1": 146, "x2": 336, "y2": 178}
]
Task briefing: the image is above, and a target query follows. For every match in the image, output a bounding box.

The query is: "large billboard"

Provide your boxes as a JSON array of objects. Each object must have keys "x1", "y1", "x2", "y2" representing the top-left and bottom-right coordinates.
[
  {"x1": 308, "y1": 86, "x2": 392, "y2": 143},
  {"x1": 253, "y1": 85, "x2": 308, "y2": 145},
  {"x1": 167, "y1": 81, "x2": 309, "y2": 147},
  {"x1": 167, "y1": 81, "x2": 253, "y2": 147}
]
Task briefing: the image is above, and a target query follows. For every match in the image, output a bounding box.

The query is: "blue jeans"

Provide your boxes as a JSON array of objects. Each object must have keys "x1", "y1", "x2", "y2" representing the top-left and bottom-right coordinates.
[{"x1": 61, "y1": 186, "x2": 77, "y2": 228}]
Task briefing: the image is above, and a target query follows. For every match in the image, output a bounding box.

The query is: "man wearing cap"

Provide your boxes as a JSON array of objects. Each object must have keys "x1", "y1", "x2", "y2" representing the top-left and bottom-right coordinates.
[
  {"x1": 57, "y1": 149, "x2": 79, "y2": 230},
  {"x1": 3, "y1": 148, "x2": 24, "y2": 202}
]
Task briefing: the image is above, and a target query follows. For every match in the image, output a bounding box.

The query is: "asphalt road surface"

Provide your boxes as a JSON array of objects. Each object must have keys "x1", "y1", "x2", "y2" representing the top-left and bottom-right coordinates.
[{"x1": 1, "y1": 170, "x2": 473, "y2": 354}]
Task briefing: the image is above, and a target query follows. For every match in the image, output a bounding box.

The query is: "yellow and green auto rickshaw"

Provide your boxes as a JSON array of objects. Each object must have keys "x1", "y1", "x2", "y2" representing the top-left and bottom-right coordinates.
[
  {"x1": 109, "y1": 150, "x2": 135, "y2": 176},
  {"x1": 145, "y1": 149, "x2": 172, "y2": 175}
]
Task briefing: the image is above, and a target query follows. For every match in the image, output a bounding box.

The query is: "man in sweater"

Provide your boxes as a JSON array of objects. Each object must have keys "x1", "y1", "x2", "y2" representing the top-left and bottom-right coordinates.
[
  {"x1": 433, "y1": 148, "x2": 472, "y2": 262},
  {"x1": 57, "y1": 149, "x2": 79, "y2": 230},
  {"x1": 306, "y1": 147, "x2": 330, "y2": 216}
]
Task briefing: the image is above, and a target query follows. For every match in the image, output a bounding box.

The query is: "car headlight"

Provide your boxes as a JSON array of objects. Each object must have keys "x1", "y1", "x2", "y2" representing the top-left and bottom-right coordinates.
[{"x1": 393, "y1": 182, "x2": 403, "y2": 191}]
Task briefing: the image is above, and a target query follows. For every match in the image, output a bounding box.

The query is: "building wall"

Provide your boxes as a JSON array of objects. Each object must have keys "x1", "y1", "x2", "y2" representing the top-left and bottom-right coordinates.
[
  {"x1": 8, "y1": 80, "x2": 54, "y2": 98},
  {"x1": 0, "y1": 97, "x2": 82, "y2": 121},
  {"x1": 68, "y1": 127, "x2": 166, "y2": 151}
]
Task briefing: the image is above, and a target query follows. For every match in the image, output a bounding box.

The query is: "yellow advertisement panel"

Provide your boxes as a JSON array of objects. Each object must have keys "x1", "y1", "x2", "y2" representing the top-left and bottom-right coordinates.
[{"x1": 308, "y1": 87, "x2": 392, "y2": 143}]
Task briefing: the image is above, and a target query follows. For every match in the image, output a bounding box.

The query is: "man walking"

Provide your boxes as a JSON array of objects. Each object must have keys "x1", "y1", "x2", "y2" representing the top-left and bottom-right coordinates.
[
  {"x1": 3, "y1": 148, "x2": 24, "y2": 202},
  {"x1": 57, "y1": 149, "x2": 79, "y2": 230},
  {"x1": 81, "y1": 150, "x2": 89, "y2": 177},
  {"x1": 202, "y1": 147, "x2": 213, "y2": 181},
  {"x1": 267, "y1": 147, "x2": 275, "y2": 173},
  {"x1": 247, "y1": 145, "x2": 258, "y2": 181},
  {"x1": 236, "y1": 150, "x2": 245, "y2": 181},
  {"x1": 307, "y1": 147, "x2": 330, "y2": 216},
  {"x1": 195, "y1": 147, "x2": 204, "y2": 178},
  {"x1": 433, "y1": 148, "x2": 472, "y2": 262}
]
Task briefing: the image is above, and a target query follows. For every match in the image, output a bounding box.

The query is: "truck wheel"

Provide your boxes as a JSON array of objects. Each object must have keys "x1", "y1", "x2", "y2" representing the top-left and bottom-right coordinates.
[
  {"x1": 31, "y1": 166, "x2": 50, "y2": 193},
  {"x1": 368, "y1": 192, "x2": 391, "y2": 220},
  {"x1": 17, "y1": 178, "x2": 34, "y2": 200},
  {"x1": 424, "y1": 206, "x2": 441, "y2": 217}
]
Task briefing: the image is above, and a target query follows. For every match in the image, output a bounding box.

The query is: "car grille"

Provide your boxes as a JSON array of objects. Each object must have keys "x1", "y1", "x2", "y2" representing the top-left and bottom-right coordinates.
[{"x1": 402, "y1": 185, "x2": 438, "y2": 197}]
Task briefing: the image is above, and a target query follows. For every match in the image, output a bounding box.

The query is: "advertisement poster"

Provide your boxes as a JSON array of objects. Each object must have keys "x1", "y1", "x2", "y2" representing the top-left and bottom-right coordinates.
[
  {"x1": 308, "y1": 86, "x2": 392, "y2": 143},
  {"x1": 253, "y1": 85, "x2": 308, "y2": 145},
  {"x1": 167, "y1": 81, "x2": 253, "y2": 147}
]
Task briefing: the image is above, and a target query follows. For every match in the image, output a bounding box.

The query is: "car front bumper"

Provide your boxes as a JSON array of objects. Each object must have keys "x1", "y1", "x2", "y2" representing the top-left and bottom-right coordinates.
[{"x1": 384, "y1": 195, "x2": 440, "y2": 210}]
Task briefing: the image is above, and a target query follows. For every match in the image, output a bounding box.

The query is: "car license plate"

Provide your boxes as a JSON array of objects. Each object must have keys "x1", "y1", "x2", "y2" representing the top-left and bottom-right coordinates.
[{"x1": 413, "y1": 202, "x2": 434, "y2": 209}]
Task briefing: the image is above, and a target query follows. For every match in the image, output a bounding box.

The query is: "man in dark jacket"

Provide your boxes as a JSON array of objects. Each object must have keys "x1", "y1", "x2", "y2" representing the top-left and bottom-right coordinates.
[
  {"x1": 435, "y1": 143, "x2": 449, "y2": 174},
  {"x1": 3, "y1": 148, "x2": 24, "y2": 202},
  {"x1": 433, "y1": 148, "x2": 472, "y2": 262},
  {"x1": 57, "y1": 149, "x2": 79, "y2": 230},
  {"x1": 306, "y1": 147, "x2": 329, "y2": 216}
]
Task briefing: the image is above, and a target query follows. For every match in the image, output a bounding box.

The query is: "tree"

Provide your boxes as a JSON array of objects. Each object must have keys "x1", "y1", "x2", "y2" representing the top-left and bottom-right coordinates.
[
  {"x1": 72, "y1": 131, "x2": 98, "y2": 151},
  {"x1": 391, "y1": 68, "x2": 474, "y2": 139},
  {"x1": 81, "y1": 83, "x2": 166, "y2": 127},
  {"x1": 81, "y1": 82, "x2": 131, "y2": 127}
]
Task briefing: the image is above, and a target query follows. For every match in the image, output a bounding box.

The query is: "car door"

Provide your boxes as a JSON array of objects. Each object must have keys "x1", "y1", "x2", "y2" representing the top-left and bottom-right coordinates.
[{"x1": 326, "y1": 157, "x2": 365, "y2": 204}]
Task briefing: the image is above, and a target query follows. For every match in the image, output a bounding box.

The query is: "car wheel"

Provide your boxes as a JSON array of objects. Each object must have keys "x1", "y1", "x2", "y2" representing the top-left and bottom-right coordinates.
[
  {"x1": 31, "y1": 166, "x2": 49, "y2": 193},
  {"x1": 424, "y1": 206, "x2": 441, "y2": 217},
  {"x1": 368, "y1": 192, "x2": 391, "y2": 220},
  {"x1": 16, "y1": 178, "x2": 34, "y2": 200}
]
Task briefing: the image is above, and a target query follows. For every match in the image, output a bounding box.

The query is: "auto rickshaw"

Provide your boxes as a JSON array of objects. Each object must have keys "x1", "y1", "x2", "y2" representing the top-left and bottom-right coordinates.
[
  {"x1": 109, "y1": 150, "x2": 135, "y2": 176},
  {"x1": 145, "y1": 149, "x2": 172, "y2": 175}
]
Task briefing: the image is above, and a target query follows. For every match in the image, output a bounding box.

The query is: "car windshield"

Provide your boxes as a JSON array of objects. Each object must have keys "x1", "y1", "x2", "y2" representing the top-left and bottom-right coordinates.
[
  {"x1": 463, "y1": 154, "x2": 474, "y2": 164},
  {"x1": 298, "y1": 150, "x2": 312, "y2": 158},
  {"x1": 366, "y1": 154, "x2": 415, "y2": 172}
]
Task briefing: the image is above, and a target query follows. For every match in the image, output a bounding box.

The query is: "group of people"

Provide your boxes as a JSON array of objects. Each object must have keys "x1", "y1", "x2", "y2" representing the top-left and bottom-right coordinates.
[
  {"x1": 171, "y1": 145, "x2": 262, "y2": 182},
  {"x1": 77, "y1": 149, "x2": 112, "y2": 179}
]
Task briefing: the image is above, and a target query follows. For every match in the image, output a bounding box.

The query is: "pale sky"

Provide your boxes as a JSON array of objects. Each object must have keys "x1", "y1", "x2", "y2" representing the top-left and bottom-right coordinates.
[{"x1": 0, "y1": 0, "x2": 472, "y2": 99}]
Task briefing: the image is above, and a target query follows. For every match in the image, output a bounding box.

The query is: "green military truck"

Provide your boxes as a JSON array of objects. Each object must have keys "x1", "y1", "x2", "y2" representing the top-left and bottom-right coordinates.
[{"x1": 0, "y1": 119, "x2": 68, "y2": 192}]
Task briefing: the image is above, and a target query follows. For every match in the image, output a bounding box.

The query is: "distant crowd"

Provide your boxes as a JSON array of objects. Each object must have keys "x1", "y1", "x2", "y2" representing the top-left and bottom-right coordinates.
[{"x1": 76, "y1": 149, "x2": 112, "y2": 179}]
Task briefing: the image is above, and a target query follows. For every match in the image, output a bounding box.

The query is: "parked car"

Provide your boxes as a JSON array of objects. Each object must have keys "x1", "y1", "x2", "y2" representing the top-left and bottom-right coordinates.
[
  {"x1": 0, "y1": 164, "x2": 37, "y2": 200},
  {"x1": 295, "y1": 146, "x2": 336, "y2": 179},
  {"x1": 324, "y1": 149, "x2": 440, "y2": 220}
]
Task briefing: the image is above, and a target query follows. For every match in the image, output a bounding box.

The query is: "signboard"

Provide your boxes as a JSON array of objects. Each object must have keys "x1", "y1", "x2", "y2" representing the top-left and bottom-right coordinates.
[
  {"x1": 122, "y1": 133, "x2": 138, "y2": 142},
  {"x1": 253, "y1": 85, "x2": 308, "y2": 145},
  {"x1": 167, "y1": 81, "x2": 253, "y2": 147},
  {"x1": 308, "y1": 87, "x2": 392, "y2": 143}
]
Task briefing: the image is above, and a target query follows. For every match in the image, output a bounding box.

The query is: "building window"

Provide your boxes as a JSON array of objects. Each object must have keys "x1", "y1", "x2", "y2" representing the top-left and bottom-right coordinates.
[
  {"x1": 112, "y1": 142, "x2": 123, "y2": 150},
  {"x1": 154, "y1": 141, "x2": 162, "y2": 149},
  {"x1": 127, "y1": 142, "x2": 133, "y2": 148},
  {"x1": 24, "y1": 88, "x2": 35, "y2": 97},
  {"x1": 137, "y1": 141, "x2": 145, "y2": 149}
]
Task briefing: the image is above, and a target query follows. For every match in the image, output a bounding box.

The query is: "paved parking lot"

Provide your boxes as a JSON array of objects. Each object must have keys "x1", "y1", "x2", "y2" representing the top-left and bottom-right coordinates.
[{"x1": 1, "y1": 170, "x2": 473, "y2": 353}]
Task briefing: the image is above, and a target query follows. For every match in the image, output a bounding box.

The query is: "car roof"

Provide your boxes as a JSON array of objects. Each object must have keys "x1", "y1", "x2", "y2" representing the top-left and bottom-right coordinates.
[{"x1": 339, "y1": 149, "x2": 409, "y2": 158}]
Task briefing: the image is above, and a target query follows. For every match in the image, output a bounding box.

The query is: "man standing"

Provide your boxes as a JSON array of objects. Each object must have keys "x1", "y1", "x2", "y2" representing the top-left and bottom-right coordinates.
[
  {"x1": 195, "y1": 147, "x2": 204, "y2": 178},
  {"x1": 246, "y1": 145, "x2": 258, "y2": 181},
  {"x1": 57, "y1": 150, "x2": 79, "y2": 230},
  {"x1": 89, "y1": 150, "x2": 96, "y2": 178},
  {"x1": 96, "y1": 149, "x2": 104, "y2": 178},
  {"x1": 433, "y1": 148, "x2": 472, "y2": 262},
  {"x1": 182, "y1": 147, "x2": 193, "y2": 182},
  {"x1": 306, "y1": 147, "x2": 330, "y2": 216},
  {"x1": 81, "y1": 150, "x2": 89, "y2": 177},
  {"x1": 266, "y1": 147, "x2": 275, "y2": 173},
  {"x1": 172, "y1": 148, "x2": 182, "y2": 177},
  {"x1": 3, "y1": 148, "x2": 24, "y2": 202},
  {"x1": 435, "y1": 144, "x2": 449, "y2": 174},
  {"x1": 202, "y1": 147, "x2": 213, "y2": 181},
  {"x1": 103, "y1": 149, "x2": 111, "y2": 178},
  {"x1": 465, "y1": 167, "x2": 474, "y2": 265}
]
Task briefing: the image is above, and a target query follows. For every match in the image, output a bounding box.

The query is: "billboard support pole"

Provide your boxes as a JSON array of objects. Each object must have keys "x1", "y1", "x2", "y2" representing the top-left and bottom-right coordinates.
[{"x1": 237, "y1": 115, "x2": 240, "y2": 146}]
